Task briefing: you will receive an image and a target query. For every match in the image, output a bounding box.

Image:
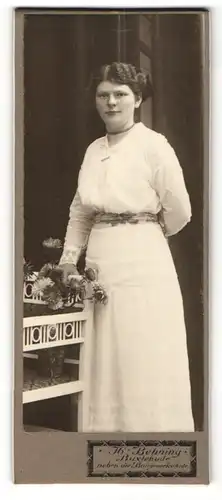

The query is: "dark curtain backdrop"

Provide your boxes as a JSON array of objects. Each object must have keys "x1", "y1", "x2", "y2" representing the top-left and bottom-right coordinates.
[
  {"x1": 24, "y1": 12, "x2": 205, "y2": 431},
  {"x1": 24, "y1": 14, "x2": 119, "y2": 268}
]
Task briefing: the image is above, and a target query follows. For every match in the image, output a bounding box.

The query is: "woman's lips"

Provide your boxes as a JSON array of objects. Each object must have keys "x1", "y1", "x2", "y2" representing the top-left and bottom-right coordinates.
[{"x1": 105, "y1": 111, "x2": 120, "y2": 115}]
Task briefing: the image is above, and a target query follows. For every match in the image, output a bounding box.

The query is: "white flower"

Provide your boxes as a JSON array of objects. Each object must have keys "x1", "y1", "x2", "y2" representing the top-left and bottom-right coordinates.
[
  {"x1": 42, "y1": 238, "x2": 62, "y2": 249},
  {"x1": 32, "y1": 277, "x2": 54, "y2": 295}
]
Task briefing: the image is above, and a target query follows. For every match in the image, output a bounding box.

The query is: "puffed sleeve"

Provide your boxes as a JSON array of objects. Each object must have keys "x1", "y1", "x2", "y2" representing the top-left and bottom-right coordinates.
[
  {"x1": 59, "y1": 190, "x2": 94, "y2": 265},
  {"x1": 152, "y1": 134, "x2": 192, "y2": 237}
]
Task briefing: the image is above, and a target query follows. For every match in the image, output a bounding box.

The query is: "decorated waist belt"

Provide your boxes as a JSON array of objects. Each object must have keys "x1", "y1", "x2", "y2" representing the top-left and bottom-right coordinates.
[{"x1": 93, "y1": 211, "x2": 160, "y2": 226}]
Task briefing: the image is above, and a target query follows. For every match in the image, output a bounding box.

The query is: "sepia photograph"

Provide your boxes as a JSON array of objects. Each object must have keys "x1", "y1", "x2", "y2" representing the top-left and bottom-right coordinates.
[
  {"x1": 20, "y1": 9, "x2": 208, "y2": 435},
  {"x1": 15, "y1": 8, "x2": 209, "y2": 482}
]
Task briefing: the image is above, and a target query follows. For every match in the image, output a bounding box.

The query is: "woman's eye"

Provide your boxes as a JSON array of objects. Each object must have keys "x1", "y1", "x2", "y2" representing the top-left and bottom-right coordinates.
[
  {"x1": 97, "y1": 94, "x2": 108, "y2": 99},
  {"x1": 115, "y1": 92, "x2": 125, "y2": 97}
]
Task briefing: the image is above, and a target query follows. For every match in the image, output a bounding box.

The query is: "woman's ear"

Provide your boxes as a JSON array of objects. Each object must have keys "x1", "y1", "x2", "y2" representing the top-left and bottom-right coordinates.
[{"x1": 134, "y1": 94, "x2": 142, "y2": 109}]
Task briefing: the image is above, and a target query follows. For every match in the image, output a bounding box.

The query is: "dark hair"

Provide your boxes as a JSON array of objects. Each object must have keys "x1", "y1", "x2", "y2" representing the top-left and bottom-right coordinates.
[{"x1": 91, "y1": 62, "x2": 152, "y2": 102}]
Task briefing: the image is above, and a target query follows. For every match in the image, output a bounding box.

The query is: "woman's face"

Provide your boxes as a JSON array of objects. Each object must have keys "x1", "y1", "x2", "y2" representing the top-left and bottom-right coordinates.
[{"x1": 95, "y1": 81, "x2": 141, "y2": 133}]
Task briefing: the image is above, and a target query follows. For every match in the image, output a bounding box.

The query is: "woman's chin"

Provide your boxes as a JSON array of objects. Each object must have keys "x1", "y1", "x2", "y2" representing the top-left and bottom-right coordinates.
[{"x1": 104, "y1": 114, "x2": 121, "y2": 124}]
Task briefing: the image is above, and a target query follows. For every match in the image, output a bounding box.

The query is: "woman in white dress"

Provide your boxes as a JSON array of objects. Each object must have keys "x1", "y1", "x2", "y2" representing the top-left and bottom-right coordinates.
[{"x1": 59, "y1": 62, "x2": 194, "y2": 432}]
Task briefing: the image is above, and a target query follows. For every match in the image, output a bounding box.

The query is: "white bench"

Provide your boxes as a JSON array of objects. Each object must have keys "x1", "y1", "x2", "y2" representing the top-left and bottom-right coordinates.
[{"x1": 23, "y1": 274, "x2": 93, "y2": 431}]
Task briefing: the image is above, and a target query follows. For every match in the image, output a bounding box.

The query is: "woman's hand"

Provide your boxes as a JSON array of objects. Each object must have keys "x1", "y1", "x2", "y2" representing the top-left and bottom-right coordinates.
[{"x1": 58, "y1": 263, "x2": 79, "y2": 286}]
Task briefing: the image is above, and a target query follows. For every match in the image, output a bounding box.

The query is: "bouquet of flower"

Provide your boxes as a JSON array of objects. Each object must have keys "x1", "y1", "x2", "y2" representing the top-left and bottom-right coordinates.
[{"x1": 30, "y1": 238, "x2": 108, "y2": 311}]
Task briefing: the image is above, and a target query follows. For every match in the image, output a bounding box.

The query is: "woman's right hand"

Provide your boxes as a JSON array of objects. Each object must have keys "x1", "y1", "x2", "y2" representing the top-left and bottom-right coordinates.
[{"x1": 58, "y1": 263, "x2": 80, "y2": 286}]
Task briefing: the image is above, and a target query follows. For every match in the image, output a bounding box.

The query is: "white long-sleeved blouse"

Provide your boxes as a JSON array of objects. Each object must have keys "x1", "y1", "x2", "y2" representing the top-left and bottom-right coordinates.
[{"x1": 60, "y1": 122, "x2": 191, "y2": 265}]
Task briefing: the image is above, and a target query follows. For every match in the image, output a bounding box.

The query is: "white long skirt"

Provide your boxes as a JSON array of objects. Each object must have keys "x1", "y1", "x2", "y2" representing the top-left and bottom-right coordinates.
[{"x1": 83, "y1": 221, "x2": 194, "y2": 432}]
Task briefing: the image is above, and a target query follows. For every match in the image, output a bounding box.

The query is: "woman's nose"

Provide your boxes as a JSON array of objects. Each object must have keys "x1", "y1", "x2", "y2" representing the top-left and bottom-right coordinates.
[{"x1": 107, "y1": 94, "x2": 117, "y2": 106}]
